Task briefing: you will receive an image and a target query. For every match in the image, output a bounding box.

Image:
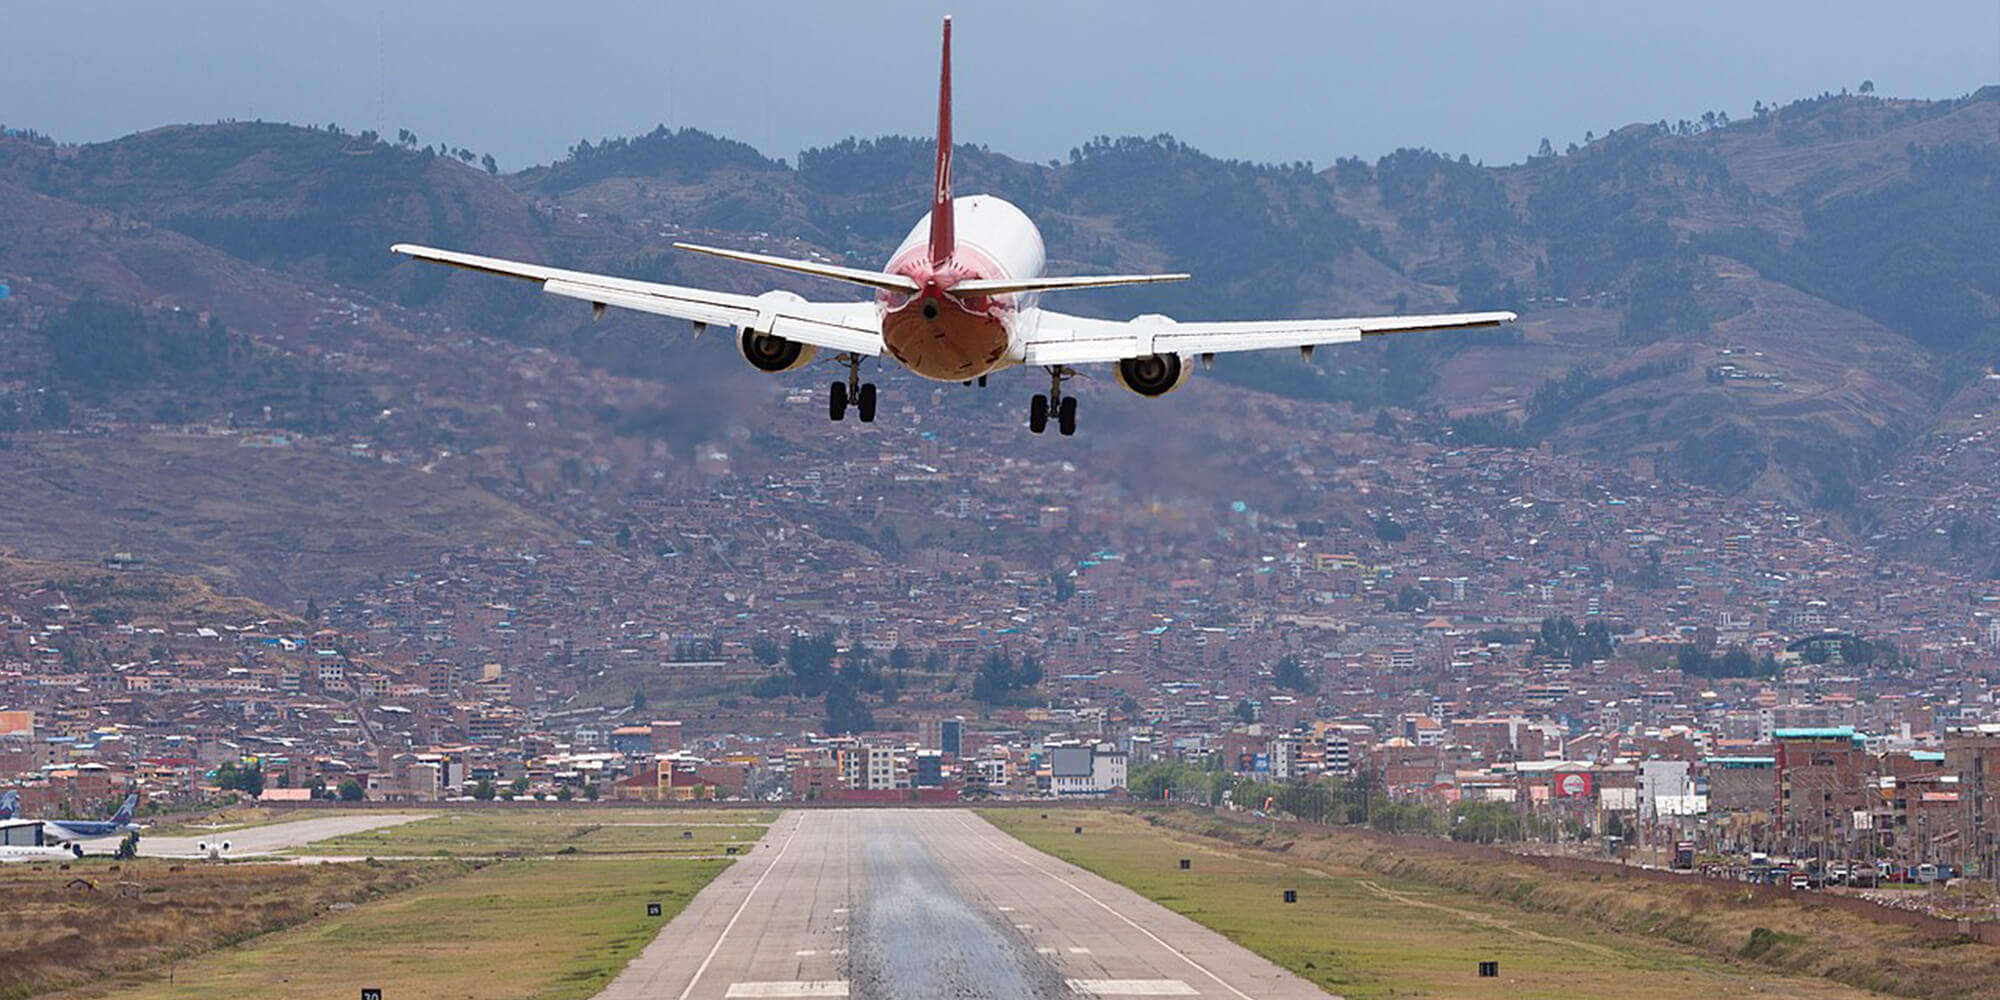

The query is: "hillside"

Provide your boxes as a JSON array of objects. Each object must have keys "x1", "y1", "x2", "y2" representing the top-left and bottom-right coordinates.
[{"x1": 0, "y1": 87, "x2": 1993, "y2": 597}]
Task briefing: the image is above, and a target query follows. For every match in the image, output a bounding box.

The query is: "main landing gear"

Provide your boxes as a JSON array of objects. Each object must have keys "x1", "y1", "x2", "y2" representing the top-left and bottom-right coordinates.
[
  {"x1": 1029, "y1": 366, "x2": 1078, "y2": 436},
  {"x1": 829, "y1": 353, "x2": 876, "y2": 423}
]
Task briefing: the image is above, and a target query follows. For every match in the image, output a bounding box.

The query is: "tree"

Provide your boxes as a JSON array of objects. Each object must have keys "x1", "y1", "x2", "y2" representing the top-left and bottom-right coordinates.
[
  {"x1": 583, "y1": 784, "x2": 600, "y2": 801},
  {"x1": 114, "y1": 832, "x2": 140, "y2": 860},
  {"x1": 337, "y1": 778, "x2": 364, "y2": 802},
  {"x1": 305, "y1": 597, "x2": 320, "y2": 622},
  {"x1": 509, "y1": 777, "x2": 530, "y2": 798},
  {"x1": 471, "y1": 779, "x2": 496, "y2": 801},
  {"x1": 1536, "y1": 137, "x2": 1554, "y2": 159},
  {"x1": 1272, "y1": 656, "x2": 1314, "y2": 693},
  {"x1": 1234, "y1": 699, "x2": 1257, "y2": 724},
  {"x1": 556, "y1": 785, "x2": 574, "y2": 802},
  {"x1": 1859, "y1": 79, "x2": 1875, "y2": 95},
  {"x1": 822, "y1": 679, "x2": 875, "y2": 734},
  {"x1": 481, "y1": 152, "x2": 499, "y2": 174},
  {"x1": 631, "y1": 687, "x2": 649, "y2": 712},
  {"x1": 215, "y1": 761, "x2": 265, "y2": 798}
]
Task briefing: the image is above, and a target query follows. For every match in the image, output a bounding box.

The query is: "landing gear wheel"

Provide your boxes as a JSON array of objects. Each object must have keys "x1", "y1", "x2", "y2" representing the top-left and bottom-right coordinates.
[
  {"x1": 857, "y1": 383, "x2": 878, "y2": 423},
  {"x1": 1029, "y1": 394, "x2": 1049, "y2": 434},
  {"x1": 829, "y1": 381, "x2": 848, "y2": 421},
  {"x1": 1057, "y1": 396, "x2": 1078, "y2": 436}
]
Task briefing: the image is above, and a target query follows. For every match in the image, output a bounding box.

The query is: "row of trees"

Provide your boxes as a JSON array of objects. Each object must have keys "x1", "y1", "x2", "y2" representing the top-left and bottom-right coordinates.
[{"x1": 1129, "y1": 760, "x2": 1584, "y2": 845}]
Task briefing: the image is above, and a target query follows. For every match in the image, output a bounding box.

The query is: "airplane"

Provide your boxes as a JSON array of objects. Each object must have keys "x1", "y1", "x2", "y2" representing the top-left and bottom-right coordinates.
[
  {"x1": 0, "y1": 790, "x2": 18, "y2": 820},
  {"x1": 39, "y1": 793, "x2": 140, "y2": 844},
  {"x1": 392, "y1": 16, "x2": 1515, "y2": 437},
  {"x1": 0, "y1": 816, "x2": 87, "y2": 862}
]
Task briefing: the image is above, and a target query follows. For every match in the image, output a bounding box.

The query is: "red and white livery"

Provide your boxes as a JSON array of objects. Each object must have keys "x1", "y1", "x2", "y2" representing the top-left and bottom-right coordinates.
[{"x1": 393, "y1": 17, "x2": 1515, "y2": 435}]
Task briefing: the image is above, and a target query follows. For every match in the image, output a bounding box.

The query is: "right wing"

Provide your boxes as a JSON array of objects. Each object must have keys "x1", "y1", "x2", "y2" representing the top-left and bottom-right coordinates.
[
  {"x1": 1023, "y1": 309, "x2": 1517, "y2": 366},
  {"x1": 390, "y1": 244, "x2": 884, "y2": 356}
]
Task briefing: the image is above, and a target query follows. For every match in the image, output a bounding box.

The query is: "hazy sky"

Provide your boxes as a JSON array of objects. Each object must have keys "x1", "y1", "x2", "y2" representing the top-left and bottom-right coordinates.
[{"x1": 6, "y1": 2, "x2": 1995, "y2": 171}]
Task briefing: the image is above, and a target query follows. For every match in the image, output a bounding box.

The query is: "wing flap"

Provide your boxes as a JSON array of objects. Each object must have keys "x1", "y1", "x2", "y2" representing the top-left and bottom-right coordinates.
[
  {"x1": 1025, "y1": 309, "x2": 1516, "y2": 366},
  {"x1": 393, "y1": 243, "x2": 885, "y2": 357}
]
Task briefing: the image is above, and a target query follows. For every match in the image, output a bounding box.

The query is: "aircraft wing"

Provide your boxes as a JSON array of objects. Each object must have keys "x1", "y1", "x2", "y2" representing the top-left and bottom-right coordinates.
[
  {"x1": 1022, "y1": 308, "x2": 1517, "y2": 366},
  {"x1": 390, "y1": 244, "x2": 885, "y2": 356}
]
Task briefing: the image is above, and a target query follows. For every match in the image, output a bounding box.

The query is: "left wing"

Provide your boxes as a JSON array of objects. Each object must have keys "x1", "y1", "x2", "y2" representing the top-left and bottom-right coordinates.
[
  {"x1": 390, "y1": 244, "x2": 884, "y2": 356},
  {"x1": 1023, "y1": 309, "x2": 1517, "y2": 366}
]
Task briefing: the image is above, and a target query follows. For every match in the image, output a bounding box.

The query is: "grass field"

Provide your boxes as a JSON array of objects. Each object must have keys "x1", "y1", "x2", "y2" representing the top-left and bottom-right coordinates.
[
  {"x1": 74, "y1": 858, "x2": 730, "y2": 1000},
  {"x1": 144, "y1": 805, "x2": 285, "y2": 837},
  {"x1": 985, "y1": 809, "x2": 1884, "y2": 1000},
  {"x1": 292, "y1": 808, "x2": 776, "y2": 857}
]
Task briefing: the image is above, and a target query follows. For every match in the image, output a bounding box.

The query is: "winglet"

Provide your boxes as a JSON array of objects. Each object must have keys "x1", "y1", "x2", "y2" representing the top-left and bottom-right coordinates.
[{"x1": 929, "y1": 15, "x2": 954, "y2": 268}]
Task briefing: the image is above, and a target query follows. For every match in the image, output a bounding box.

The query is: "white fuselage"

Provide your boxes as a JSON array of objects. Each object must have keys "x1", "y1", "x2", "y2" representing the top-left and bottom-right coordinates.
[
  {"x1": 0, "y1": 844, "x2": 81, "y2": 863},
  {"x1": 875, "y1": 195, "x2": 1045, "y2": 380}
]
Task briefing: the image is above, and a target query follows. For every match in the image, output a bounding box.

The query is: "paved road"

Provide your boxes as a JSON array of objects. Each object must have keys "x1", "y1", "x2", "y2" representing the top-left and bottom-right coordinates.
[
  {"x1": 142, "y1": 812, "x2": 434, "y2": 857},
  {"x1": 599, "y1": 809, "x2": 1331, "y2": 1000}
]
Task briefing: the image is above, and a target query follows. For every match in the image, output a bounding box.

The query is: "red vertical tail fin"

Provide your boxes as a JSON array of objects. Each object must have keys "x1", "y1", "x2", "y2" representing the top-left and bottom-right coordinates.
[{"x1": 928, "y1": 15, "x2": 954, "y2": 268}]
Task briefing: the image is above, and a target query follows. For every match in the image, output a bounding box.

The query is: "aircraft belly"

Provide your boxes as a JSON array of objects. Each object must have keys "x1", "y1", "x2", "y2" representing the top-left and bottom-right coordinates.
[{"x1": 883, "y1": 304, "x2": 1010, "y2": 381}]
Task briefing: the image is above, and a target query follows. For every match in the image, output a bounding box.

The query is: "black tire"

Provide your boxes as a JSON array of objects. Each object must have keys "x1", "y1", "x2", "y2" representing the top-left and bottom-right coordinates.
[
  {"x1": 977, "y1": 375, "x2": 988, "y2": 387},
  {"x1": 857, "y1": 383, "x2": 877, "y2": 423},
  {"x1": 1029, "y1": 394, "x2": 1049, "y2": 434},
  {"x1": 1058, "y1": 396, "x2": 1078, "y2": 436},
  {"x1": 829, "y1": 381, "x2": 848, "y2": 421}
]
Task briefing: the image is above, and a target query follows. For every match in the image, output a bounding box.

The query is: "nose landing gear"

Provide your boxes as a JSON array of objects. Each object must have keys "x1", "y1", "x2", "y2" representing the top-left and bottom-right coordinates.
[
  {"x1": 828, "y1": 354, "x2": 877, "y2": 423},
  {"x1": 1029, "y1": 367, "x2": 1077, "y2": 436}
]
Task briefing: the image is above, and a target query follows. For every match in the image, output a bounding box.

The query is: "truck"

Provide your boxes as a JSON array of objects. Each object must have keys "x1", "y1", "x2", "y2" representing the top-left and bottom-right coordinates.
[{"x1": 1671, "y1": 840, "x2": 1696, "y2": 870}]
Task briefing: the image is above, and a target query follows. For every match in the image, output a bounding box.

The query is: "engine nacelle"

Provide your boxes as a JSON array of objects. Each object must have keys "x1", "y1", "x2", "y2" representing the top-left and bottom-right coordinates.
[
  {"x1": 1116, "y1": 352, "x2": 1193, "y2": 397},
  {"x1": 739, "y1": 329, "x2": 818, "y2": 373}
]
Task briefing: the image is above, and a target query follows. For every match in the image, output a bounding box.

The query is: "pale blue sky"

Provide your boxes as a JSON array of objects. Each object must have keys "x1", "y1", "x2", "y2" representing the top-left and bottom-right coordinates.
[{"x1": 6, "y1": 1, "x2": 1995, "y2": 170}]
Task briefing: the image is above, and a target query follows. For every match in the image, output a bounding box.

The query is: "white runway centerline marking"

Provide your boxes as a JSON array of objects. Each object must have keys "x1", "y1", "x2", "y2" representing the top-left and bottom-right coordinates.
[
  {"x1": 724, "y1": 983, "x2": 849, "y2": 998},
  {"x1": 1068, "y1": 946, "x2": 1093, "y2": 954},
  {"x1": 1066, "y1": 980, "x2": 1199, "y2": 997}
]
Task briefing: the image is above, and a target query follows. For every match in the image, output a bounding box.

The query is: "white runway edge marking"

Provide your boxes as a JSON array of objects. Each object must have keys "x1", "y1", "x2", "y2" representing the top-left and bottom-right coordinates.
[
  {"x1": 724, "y1": 983, "x2": 849, "y2": 998},
  {"x1": 1068, "y1": 946, "x2": 1093, "y2": 954},
  {"x1": 676, "y1": 818, "x2": 805, "y2": 1000},
  {"x1": 1066, "y1": 980, "x2": 1199, "y2": 997},
  {"x1": 956, "y1": 816, "x2": 1258, "y2": 1000}
]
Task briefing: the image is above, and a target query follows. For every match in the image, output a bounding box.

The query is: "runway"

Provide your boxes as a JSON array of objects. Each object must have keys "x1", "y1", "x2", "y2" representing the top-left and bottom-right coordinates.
[
  {"x1": 599, "y1": 809, "x2": 1331, "y2": 1000},
  {"x1": 142, "y1": 812, "x2": 434, "y2": 857}
]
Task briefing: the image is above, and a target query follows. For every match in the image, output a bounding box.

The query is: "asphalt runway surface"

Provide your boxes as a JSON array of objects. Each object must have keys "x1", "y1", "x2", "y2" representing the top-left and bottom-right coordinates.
[
  {"x1": 141, "y1": 812, "x2": 434, "y2": 857},
  {"x1": 599, "y1": 809, "x2": 1331, "y2": 999}
]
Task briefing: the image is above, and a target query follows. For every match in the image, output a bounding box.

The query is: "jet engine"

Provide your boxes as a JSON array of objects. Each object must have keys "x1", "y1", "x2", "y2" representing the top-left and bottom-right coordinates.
[
  {"x1": 1115, "y1": 352, "x2": 1192, "y2": 397},
  {"x1": 739, "y1": 329, "x2": 818, "y2": 373}
]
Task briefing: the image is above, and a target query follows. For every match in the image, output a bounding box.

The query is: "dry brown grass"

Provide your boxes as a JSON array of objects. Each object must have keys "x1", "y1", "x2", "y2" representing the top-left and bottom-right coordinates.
[
  {"x1": 0, "y1": 858, "x2": 454, "y2": 1000},
  {"x1": 1146, "y1": 808, "x2": 2000, "y2": 1000}
]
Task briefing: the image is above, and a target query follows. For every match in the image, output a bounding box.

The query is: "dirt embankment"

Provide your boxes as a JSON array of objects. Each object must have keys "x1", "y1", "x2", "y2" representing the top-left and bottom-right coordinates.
[
  {"x1": 1140, "y1": 807, "x2": 2000, "y2": 1000},
  {"x1": 0, "y1": 858, "x2": 461, "y2": 1000}
]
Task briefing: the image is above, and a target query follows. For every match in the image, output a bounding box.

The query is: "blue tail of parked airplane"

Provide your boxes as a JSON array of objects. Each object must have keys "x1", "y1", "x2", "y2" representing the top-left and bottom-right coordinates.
[
  {"x1": 0, "y1": 790, "x2": 18, "y2": 820},
  {"x1": 110, "y1": 793, "x2": 137, "y2": 825}
]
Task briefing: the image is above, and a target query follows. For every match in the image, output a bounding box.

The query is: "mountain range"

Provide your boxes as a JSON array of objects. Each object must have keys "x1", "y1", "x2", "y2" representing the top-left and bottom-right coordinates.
[{"x1": 0, "y1": 85, "x2": 1995, "y2": 601}]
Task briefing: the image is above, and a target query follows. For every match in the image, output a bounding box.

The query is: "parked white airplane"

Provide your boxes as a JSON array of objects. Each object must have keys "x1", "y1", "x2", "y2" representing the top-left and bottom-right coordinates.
[
  {"x1": 0, "y1": 818, "x2": 86, "y2": 862},
  {"x1": 0, "y1": 842, "x2": 84, "y2": 863},
  {"x1": 393, "y1": 17, "x2": 1514, "y2": 436}
]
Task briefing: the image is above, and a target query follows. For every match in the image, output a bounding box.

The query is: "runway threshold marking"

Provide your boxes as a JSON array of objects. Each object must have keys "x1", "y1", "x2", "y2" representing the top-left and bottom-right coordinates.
[
  {"x1": 1066, "y1": 980, "x2": 1198, "y2": 997},
  {"x1": 955, "y1": 815, "x2": 1258, "y2": 1000},
  {"x1": 675, "y1": 817, "x2": 805, "y2": 1000},
  {"x1": 723, "y1": 983, "x2": 849, "y2": 998}
]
